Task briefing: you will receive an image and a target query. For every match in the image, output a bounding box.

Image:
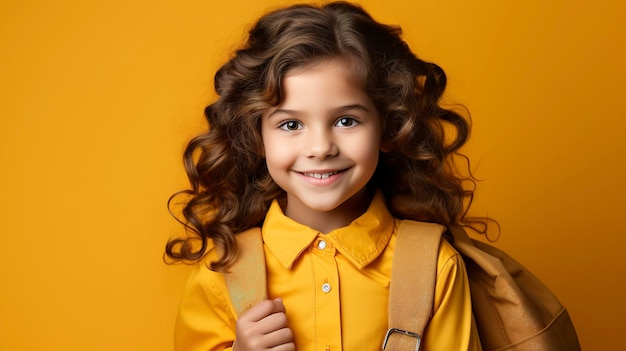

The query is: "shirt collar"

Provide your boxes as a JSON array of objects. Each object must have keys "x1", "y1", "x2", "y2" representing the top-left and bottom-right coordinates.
[{"x1": 262, "y1": 191, "x2": 395, "y2": 270}]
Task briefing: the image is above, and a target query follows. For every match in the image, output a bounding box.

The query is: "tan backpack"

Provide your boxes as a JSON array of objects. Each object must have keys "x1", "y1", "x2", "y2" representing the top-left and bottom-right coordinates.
[{"x1": 225, "y1": 221, "x2": 582, "y2": 351}]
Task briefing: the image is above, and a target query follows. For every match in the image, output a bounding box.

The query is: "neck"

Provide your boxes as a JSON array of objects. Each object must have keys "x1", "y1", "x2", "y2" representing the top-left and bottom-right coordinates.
[{"x1": 284, "y1": 189, "x2": 373, "y2": 233}]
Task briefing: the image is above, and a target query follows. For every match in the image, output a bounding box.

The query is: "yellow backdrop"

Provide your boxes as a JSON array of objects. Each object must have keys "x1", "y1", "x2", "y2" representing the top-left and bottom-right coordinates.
[{"x1": 1, "y1": 0, "x2": 624, "y2": 349}]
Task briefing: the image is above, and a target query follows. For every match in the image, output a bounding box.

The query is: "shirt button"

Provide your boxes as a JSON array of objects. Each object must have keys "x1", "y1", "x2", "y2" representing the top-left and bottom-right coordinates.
[
  {"x1": 321, "y1": 283, "x2": 332, "y2": 293},
  {"x1": 317, "y1": 240, "x2": 327, "y2": 250}
]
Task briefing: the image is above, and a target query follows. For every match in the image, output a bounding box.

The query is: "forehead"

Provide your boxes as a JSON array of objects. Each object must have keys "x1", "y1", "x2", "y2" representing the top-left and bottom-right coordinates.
[
  {"x1": 271, "y1": 59, "x2": 373, "y2": 113},
  {"x1": 285, "y1": 56, "x2": 367, "y2": 87},
  {"x1": 260, "y1": 56, "x2": 376, "y2": 122}
]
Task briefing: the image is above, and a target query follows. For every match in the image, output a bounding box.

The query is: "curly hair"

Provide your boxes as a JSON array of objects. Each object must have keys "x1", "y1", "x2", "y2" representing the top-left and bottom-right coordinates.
[{"x1": 166, "y1": 1, "x2": 485, "y2": 270}]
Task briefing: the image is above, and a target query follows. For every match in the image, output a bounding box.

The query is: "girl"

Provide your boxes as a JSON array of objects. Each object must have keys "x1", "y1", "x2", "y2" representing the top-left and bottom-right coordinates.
[{"x1": 167, "y1": 2, "x2": 483, "y2": 350}]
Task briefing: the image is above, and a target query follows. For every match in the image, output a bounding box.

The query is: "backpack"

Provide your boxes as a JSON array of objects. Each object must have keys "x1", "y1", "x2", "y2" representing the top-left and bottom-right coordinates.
[{"x1": 225, "y1": 221, "x2": 582, "y2": 351}]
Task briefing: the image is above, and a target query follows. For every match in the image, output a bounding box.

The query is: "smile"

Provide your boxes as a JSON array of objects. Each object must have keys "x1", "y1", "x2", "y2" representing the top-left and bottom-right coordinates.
[{"x1": 302, "y1": 171, "x2": 340, "y2": 179}]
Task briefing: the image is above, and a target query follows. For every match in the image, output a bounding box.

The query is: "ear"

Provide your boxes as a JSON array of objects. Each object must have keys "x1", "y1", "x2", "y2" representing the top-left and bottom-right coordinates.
[{"x1": 379, "y1": 139, "x2": 392, "y2": 153}]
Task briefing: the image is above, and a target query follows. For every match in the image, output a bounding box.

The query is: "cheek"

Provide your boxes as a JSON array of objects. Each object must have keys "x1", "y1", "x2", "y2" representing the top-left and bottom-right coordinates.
[
  {"x1": 362, "y1": 147, "x2": 381, "y2": 171},
  {"x1": 351, "y1": 132, "x2": 382, "y2": 165},
  {"x1": 263, "y1": 137, "x2": 293, "y2": 170}
]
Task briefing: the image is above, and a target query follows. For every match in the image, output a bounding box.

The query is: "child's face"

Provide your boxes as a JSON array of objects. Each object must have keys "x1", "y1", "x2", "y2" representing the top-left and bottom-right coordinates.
[{"x1": 261, "y1": 59, "x2": 383, "y2": 230}]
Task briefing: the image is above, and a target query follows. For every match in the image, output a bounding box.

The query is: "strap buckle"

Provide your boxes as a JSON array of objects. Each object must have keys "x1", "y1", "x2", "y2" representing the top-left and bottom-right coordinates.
[{"x1": 382, "y1": 328, "x2": 421, "y2": 351}]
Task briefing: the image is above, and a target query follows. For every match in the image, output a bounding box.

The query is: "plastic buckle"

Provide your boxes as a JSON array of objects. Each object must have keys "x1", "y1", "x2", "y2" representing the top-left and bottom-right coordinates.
[{"x1": 382, "y1": 328, "x2": 421, "y2": 351}]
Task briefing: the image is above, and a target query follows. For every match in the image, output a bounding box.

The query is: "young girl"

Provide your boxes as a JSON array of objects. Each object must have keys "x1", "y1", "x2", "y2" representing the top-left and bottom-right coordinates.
[{"x1": 167, "y1": 2, "x2": 483, "y2": 350}]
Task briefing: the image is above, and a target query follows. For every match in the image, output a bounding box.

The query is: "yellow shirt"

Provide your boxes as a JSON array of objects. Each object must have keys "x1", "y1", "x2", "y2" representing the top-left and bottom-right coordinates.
[{"x1": 174, "y1": 193, "x2": 481, "y2": 351}]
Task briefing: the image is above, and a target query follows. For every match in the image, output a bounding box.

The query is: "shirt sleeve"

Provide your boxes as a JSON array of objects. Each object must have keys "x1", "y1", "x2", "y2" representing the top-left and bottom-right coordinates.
[
  {"x1": 174, "y1": 259, "x2": 237, "y2": 351},
  {"x1": 421, "y1": 240, "x2": 482, "y2": 351}
]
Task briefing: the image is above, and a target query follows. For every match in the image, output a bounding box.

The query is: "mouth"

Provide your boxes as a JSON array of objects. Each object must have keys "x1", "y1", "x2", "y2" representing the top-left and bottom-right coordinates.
[{"x1": 301, "y1": 171, "x2": 340, "y2": 179}]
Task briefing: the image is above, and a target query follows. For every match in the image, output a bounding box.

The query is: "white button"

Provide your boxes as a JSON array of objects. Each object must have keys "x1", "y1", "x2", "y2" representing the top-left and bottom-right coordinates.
[
  {"x1": 321, "y1": 283, "x2": 331, "y2": 293},
  {"x1": 317, "y1": 240, "x2": 327, "y2": 250}
]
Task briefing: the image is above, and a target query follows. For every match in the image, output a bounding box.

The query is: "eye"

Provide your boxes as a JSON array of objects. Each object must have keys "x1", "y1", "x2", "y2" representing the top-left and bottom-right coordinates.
[
  {"x1": 278, "y1": 120, "x2": 303, "y2": 131},
  {"x1": 335, "y1": 117, "x2": 358, "y2": 127}
]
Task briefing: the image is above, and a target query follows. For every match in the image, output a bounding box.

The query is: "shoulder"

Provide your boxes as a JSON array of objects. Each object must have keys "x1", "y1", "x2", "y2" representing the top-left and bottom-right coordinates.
[
  {"x1": 437, "y1": 238, "x2": 461, "y2": 264},
  {"x1": 175, "y1": 246, "x2": 239, "y2": 347},
  {"x1": 436, "y1": 238, "x2": 465, "y2": 277},
  {"x1": 180, "y1": 246, "x2": 234, "y2": 314},
  {"x1": 393, "y1": 219, "x2": 462, "y2": 275},
  {"x1": 392, "y1": 219, "x2": 466, "y2": 284},
  {"x1": 181, "y1": 228, "x2": 264, "y2": 314},
  {"x1": 432, "y1": 238, "x2": 471, "y2": 310}
]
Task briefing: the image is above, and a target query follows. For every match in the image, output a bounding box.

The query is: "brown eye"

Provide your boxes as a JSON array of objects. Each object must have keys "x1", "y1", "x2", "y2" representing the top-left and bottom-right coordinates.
[
  {"x1": 279, "y1": 120, "x2": 302, "y2": 131},
  {"x1": 336, "y1": 117, "x2": 357, "y2": 127}
]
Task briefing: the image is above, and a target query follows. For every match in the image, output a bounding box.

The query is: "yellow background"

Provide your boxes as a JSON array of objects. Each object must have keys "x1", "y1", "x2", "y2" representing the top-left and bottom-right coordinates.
[{"x1": 1, "y1": 0, "x2": 624, "y2": 349}]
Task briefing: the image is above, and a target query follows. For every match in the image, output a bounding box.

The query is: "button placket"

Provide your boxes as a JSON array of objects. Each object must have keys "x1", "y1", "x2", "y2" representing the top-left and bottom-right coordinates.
[{"x1": 310, "y1": 234, "x2": 340, "y2": 346}]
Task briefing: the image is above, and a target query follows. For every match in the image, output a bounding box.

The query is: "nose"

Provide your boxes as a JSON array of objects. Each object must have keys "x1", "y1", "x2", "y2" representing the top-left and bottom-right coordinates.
[{"x1": 305, "y1": 127, "x2": 338, "y2": 159}]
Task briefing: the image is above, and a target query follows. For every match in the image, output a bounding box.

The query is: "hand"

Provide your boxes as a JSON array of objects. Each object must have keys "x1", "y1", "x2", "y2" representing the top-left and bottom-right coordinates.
[{"x1": 233, "y1": 298, "x2": 295, "y2": 351}]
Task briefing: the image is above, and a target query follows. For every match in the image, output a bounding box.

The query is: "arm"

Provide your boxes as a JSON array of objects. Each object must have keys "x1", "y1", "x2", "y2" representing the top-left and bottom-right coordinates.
[{"x1": 421, "y1": 241, "x2": 482, "y2": 351}]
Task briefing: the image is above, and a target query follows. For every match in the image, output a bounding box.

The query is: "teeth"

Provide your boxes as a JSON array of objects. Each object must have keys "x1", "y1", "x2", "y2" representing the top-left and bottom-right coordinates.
[{"x1": 304, "y1": 171, "x2": 338, "y2": 179}]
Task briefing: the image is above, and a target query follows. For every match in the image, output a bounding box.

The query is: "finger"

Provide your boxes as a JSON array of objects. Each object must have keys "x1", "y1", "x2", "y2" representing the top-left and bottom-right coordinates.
[
  {"x1": 260, "y1": 310, "x2": 289, "y2": 329},
  {"x1": 263, "y1": 326, "x2": 294, "y2": 349},
  {"x1": 242, "y1": 299, "x2": 286, "y2": 322},
  {"x1": 269, "y1": 340, "x2": 296, "y2": 351},
  {"x1": 234, "y1": 318, "x2": 292, "y2": 351},
  {"x1": 271, "y1": 298, "x2": 287, "y2": 313},
  {"x1": 239, "y1": 311, "x2": 289, "y2": 339}
]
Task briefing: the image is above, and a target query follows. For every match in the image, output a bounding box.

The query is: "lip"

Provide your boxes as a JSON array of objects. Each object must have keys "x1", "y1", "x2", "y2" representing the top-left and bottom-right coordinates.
[{"x1": 294, "y1": 168, "x2": 347, "y2": 185}]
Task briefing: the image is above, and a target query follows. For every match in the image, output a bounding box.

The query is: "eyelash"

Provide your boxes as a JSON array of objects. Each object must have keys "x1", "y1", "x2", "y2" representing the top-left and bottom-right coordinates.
[
  {"x1": 277, "y1": 117, "x2": 360, "y2": 131},
  {"x1": 336, "y1": 117, "x2": 358, "y2": 127},
  {"x1": 278, "y1": 120, "x2": 303, "y2": 131}
]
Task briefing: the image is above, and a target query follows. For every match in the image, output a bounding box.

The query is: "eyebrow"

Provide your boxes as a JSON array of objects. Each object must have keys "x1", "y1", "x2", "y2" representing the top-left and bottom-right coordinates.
[{"x1": 268, "y1": 104, "x2": 372, "y2": 118}]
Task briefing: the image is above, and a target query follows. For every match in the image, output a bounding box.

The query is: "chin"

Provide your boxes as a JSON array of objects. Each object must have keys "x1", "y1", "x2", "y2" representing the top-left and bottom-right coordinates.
[{"x1": 304, "y1": 201, "x2": 343, "y2": 213}]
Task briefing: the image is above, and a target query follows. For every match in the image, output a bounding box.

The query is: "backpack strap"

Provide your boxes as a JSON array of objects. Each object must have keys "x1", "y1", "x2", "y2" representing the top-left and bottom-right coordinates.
[
  {"x1": 224, "y1": 227, "x2": 267, "y2": 317},
  {"x1": 384, "y1": 220, "x2": 444, "y2": 351}
]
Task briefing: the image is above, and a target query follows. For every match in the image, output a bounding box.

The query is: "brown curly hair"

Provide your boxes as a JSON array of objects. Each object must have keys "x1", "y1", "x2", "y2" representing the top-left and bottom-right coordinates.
[{"x1": 166, "y1": 1, "x2": 485, "y2": 270}]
